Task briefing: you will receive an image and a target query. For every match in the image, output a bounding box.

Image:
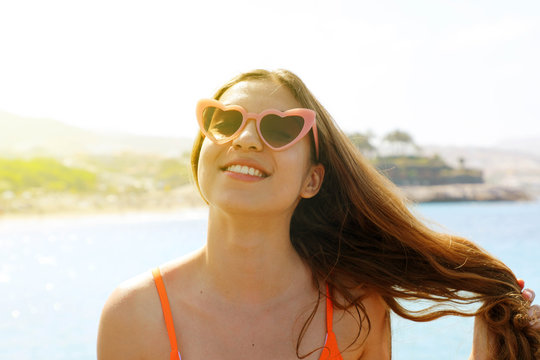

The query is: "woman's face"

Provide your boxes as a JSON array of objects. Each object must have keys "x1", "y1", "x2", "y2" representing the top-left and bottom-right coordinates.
[{"x1": 197, "y1": 79, "x2": 324, "y2": 216}]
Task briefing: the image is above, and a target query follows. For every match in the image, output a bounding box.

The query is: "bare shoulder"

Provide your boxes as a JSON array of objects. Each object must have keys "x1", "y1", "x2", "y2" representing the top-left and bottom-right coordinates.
[
  {"x1": 333, "y1": 287, "x2": 391, "y2": 360},
  {"x1": 97, "y1": 251, "x2": 204, "y2": 360},
  {"x1": 97, "y1": 270, "x2": 168, "y2": 360}
]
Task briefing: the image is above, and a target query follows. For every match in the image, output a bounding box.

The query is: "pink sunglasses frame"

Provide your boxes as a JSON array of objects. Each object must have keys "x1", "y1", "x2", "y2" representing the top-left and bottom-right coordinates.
[{"x1": 196, "y1": 99, "x2": 319, "y2": 159}]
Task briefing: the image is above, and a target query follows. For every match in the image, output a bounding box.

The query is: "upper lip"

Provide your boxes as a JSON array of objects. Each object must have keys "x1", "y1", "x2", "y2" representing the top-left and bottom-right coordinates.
[{"x1": 221, "y1": 159, "x2": 270, "y2": 177}]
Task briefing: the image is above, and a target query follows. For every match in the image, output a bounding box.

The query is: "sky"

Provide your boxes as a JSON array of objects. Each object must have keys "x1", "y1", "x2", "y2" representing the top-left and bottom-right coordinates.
[{"x1": 0, "y1": 0, "x2": 539, "y2": 147}]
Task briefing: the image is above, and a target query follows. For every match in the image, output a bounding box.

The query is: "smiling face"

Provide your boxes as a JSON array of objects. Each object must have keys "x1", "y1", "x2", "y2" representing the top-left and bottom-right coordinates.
[{"x1": 197, "y1": 79, "x2": 324, "y2": 216}]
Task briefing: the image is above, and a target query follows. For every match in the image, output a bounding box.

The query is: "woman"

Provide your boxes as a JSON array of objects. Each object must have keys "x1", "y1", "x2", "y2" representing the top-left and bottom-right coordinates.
[{"x1": 97, "y1": 69, "x2": 540, "y2": 359}]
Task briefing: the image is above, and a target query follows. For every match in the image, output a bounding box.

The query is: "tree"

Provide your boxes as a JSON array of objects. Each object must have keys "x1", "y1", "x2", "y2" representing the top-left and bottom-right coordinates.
[
  {"x1": 348, "y1": 132, "x2": 377, "y2": 157},
  {"x1": 382, "y1": 129, "x2": 421, "y2": 156}
]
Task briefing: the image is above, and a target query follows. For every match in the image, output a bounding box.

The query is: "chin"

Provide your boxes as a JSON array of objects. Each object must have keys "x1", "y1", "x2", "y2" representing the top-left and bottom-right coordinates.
[{"x1": 210, "y1": 196, "x2": 297, "y2": 218}]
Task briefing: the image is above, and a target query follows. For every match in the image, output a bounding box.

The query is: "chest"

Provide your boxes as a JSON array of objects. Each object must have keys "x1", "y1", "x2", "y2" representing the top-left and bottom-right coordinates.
[{"x1": 171, "y1": 297, "x2": 329, "y2": 360}]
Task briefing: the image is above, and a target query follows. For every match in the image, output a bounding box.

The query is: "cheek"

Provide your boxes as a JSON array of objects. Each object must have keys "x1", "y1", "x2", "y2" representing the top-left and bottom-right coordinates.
[
  {"x1": 197, "y1": 140, "x2": 211, "y2": 173},
  {"x1": 197, "y1": 140, "x2": 218, "y2": 197},
  {"x1": 198, "y1": 138, "x2": 218, "y2": 163},
  {"x1": 276, "y1": 140, "x2": 313, "y2": 184},
  {"x1": 292, "y1": 137, "x2": 314, "y2": 170}
]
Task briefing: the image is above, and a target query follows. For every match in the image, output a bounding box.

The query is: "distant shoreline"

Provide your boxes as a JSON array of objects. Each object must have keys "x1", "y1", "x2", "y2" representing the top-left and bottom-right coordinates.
[
  {"x1": 0, "y1": 185, "x2": 206, "y2": 220},
  {"x1": 0, "y1": 207, "x2": 209, "y2": 225},
  {"x1": 0, "y1": 184, "x2": 534, "y2": 220}
]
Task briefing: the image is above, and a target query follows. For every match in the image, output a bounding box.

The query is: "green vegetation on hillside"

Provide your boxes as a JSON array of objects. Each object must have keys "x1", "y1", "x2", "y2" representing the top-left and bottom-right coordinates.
[
  {"x1": 79, "y1": 153, "x2": 192, "y2": 192},
  {"x1": 374, "y1": 155, "x2": 483, "y2": 186},
  {"x1": 0, "y1": 154, "x2": 192, "y2": 195},
  {"x1": 156, "y1": 158, "x2": 192, "y2": 191},
  {"x1": 0, "y1": 158, "x2": 97, "y2": 193}
]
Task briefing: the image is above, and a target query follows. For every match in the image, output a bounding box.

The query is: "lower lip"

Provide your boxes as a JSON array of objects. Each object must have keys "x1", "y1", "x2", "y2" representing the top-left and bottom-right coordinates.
[{"x1": 223, "y1": 170, "x2": 267, "y2": 182}]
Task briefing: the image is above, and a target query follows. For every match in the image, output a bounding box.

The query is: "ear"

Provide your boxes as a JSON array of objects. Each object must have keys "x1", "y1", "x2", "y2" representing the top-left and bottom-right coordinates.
[{"x1": 300, "y1": 164, "x2": 325, "y2": 199}]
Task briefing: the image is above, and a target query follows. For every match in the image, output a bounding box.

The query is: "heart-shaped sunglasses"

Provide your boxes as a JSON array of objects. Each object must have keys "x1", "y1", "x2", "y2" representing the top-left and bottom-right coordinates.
[{"x1": 196, "y1": 99, "x2": 319, "y2": 159}]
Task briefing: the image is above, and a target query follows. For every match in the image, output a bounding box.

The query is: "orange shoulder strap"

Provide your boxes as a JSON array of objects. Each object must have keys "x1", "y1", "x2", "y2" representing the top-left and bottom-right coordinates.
[
  {"x1": 320, "y1": 284, "x2": 343, "y2": 360},
  {"x1": 152, "y1": 267, "x2": 180, "y2": 359},
  {"x1": 326, "y1": 284, "x2": 334, "y2": 332}
]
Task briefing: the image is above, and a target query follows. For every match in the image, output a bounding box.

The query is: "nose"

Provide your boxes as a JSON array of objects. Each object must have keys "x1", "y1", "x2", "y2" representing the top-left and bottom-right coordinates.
[{"x1": 231, "y1": 119, "x2": 263, "y2": 152}]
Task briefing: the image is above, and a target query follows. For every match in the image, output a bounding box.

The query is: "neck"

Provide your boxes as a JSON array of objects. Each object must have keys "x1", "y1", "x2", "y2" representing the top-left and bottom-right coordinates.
[{"x1": 199, "y1": 206, "x2": 314, "y2": 305}]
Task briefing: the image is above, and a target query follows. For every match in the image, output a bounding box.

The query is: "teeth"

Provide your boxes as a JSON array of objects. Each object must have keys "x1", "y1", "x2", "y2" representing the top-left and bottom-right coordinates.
[{"x1": 226, "y1": 164, "x2": 265, "y2": 177}]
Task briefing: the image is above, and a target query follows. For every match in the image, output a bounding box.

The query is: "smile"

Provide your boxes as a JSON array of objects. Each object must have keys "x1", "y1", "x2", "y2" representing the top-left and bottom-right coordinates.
[{"x1": 224, "y1": 164, "x2": 267, "y2": 178}]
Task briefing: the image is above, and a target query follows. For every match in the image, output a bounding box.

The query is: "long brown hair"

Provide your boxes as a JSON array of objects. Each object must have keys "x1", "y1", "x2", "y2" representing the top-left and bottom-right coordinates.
[{"x1": 190, "y1": 69, "x2": 540, "y2": 359}]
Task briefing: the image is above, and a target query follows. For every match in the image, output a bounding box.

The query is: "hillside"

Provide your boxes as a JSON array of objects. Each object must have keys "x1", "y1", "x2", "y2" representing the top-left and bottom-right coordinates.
[
  {"x1": 495, "y1": 137, "x2": 540, "y2": 157},
  {"x1": 0, "y1": 111, "x2": 194, "y2": 157}
]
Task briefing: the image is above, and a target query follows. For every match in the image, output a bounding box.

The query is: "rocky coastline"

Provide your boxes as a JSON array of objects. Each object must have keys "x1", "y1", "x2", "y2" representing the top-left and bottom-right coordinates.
[{"x1": 400, "y1": 184, "x2": 532, "y2": 203}]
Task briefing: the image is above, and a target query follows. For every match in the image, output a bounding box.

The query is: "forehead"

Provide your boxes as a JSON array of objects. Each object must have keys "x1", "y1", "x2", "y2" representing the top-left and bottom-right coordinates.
[{"x1": 219, "y1": 80, "x2": 302, "y2": 113}]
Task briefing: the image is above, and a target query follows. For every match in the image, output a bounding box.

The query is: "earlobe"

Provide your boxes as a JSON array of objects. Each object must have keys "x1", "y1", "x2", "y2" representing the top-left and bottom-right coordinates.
[{"x1": 301, "y1": 164, "x2": 325, "y2": 199}]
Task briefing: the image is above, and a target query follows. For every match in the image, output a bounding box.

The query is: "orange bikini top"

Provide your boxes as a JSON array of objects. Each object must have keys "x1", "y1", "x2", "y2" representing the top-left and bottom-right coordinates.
[{"x1": 152, "y1": 268, "x2": 343, "y2": 360}]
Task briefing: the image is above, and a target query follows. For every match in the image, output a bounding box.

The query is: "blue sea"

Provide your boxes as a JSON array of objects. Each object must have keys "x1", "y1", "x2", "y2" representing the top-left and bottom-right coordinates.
[{"x1": 1, "y1": 202, "x2": 539, "y2": 360}]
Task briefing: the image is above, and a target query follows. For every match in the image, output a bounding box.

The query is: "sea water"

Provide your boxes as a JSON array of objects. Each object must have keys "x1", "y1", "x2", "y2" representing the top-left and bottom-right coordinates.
[{"x1": 0, "y1": 202, "x2": 539, "y2": 360}]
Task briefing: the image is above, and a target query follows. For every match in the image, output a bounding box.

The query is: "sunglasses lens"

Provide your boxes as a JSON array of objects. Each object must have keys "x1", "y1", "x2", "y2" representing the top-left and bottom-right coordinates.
[
  {"x1": 260, "y1": 115, "x2": 305, "y2": 148},
  {"x1": 202, "y1": 107, "x2": 243, "y2": 141}
]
